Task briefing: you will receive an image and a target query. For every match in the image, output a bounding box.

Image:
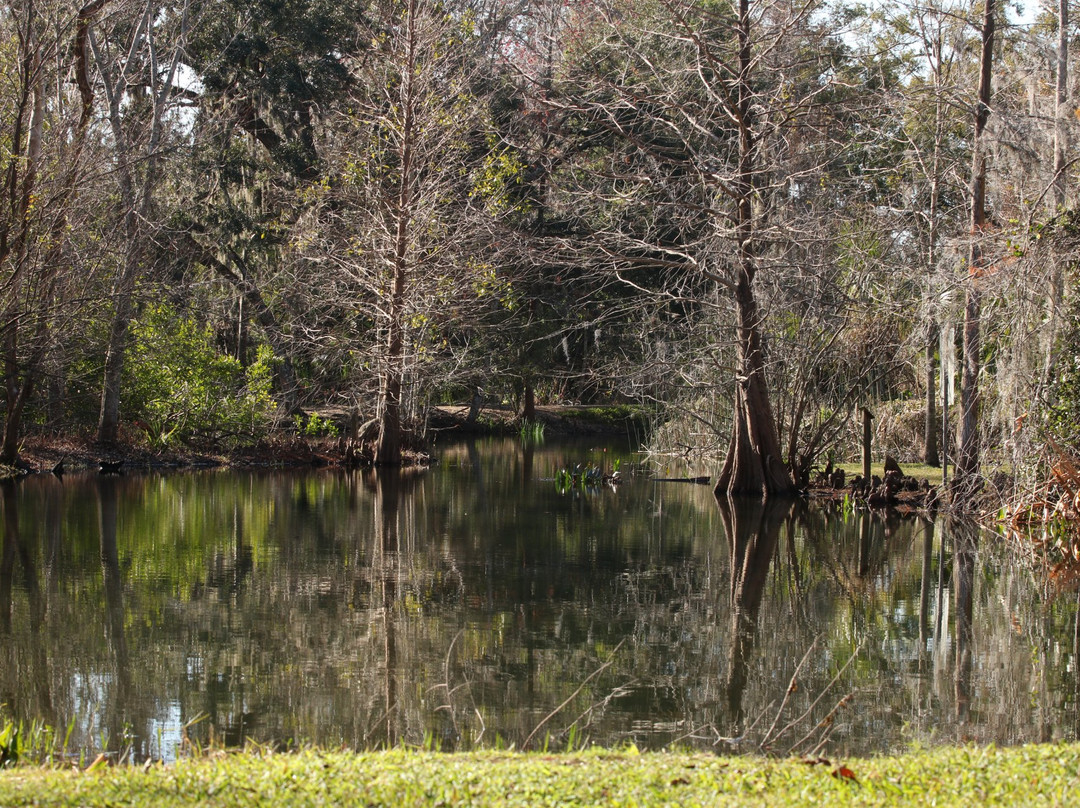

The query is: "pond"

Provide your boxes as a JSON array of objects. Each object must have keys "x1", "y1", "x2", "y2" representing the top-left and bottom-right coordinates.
[{"x1": 1, "y1": 437, "x2": 1077, "y2": 761}]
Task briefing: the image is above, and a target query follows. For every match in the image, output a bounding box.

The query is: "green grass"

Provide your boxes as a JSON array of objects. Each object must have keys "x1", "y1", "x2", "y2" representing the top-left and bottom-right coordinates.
[
  {"x1": 560, "y1": 405, "x2": 646, "y2": 424},
  {"x1": 2, "y1": 744, "x2": 1080, "y2": 806},
  {"x1": 837, "y1": 462, "x2": 945, "y2": 486}
]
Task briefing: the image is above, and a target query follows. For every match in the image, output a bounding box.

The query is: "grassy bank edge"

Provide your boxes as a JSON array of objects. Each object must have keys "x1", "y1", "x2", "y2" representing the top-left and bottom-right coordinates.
[
  {"x1": 836, "y1": 461, "x2": 945, "y2": 486},
  {"x1": 1, "y1": 744, "x2": 1078, "y2": 807}
]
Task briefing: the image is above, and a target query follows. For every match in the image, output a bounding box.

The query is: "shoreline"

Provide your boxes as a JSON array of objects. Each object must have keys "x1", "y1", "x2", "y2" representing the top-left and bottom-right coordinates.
[{"x1": 1, "y1": 404, "x2": 649, "y2": 477}]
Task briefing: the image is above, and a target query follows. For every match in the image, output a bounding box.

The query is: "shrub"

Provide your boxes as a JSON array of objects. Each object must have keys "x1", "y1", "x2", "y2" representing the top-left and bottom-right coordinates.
[
  {"x1": 294, "y1": 412, "x2": 340, "y2": 439},
  {"x1": 125, "y1": 303, "x2": 277, "y2": 447}
]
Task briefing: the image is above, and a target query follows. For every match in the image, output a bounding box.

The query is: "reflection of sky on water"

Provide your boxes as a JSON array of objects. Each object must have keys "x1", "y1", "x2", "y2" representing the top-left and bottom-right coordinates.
[
  {"x1": 69, "y1": 673, "x2": 110, "y2": 755},
  {"x1": 147, "y1": 701, "x2": 184, "y2": 763}
]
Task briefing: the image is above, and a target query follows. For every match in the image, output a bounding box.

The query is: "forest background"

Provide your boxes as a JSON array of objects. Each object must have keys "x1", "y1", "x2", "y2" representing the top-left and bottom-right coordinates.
[{"x1": 3, "y1": 0, "x2": 1079, "y2": 506}]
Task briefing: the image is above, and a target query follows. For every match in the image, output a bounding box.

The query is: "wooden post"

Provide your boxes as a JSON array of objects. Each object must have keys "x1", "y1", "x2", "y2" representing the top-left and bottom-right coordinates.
[{"x1": 861, "y1": 407, "x2": 874, "y2": 482}]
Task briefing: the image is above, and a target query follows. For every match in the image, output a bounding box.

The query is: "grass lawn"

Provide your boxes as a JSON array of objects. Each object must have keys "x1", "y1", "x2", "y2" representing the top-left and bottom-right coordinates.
[
  {"x1": 1, "y1": 744, "x2": 1078, "y2": 806},
  {"x1": 837, "y1": 461, "x2": 945, "y2": 486}
]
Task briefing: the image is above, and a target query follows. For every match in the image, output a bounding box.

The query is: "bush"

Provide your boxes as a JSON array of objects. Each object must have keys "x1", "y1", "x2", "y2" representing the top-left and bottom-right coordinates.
[
  {"x1": 125, "y1": 303, "x2": 277, "y2": 447},
  {"x1": 294, "y1": 412, "x2": 340, "y2": 439}
]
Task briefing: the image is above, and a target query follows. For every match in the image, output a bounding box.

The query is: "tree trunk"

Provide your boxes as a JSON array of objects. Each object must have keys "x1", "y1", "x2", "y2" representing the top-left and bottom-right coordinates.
[
  {"x1": 953, "y1": 0, "x2": 994, "y2": 506},
  {"x1": 96, "y1": 267, "x2": 135, "y2": 444},
  {"x1": 375, "y1": 0, "x2": 418, "y2": 467},
  {"x1": 376, "y1": 368, "x2": 404, "y2": 466},
  {"x1": 93, "y1": 13, "x2": 141, "y2": 446},
  {"x1": 924, "y1": 330, "x2": 939, "y2": 466},
  {"x1": 1052, "y1": 0, "x2": 1068, "y2": 213},
  {"x1": 715, "y1": 0, "x2": 793, "y2": 498},
  {"x1": 716, "y1": 271, "x2": 794, "y2": 496},
  {"x1": 375, "y1": 176, "x2": 410, "y2": 465},
  {"x1": 466, "y1": 387, "x2": 482, "y2": 424},
  {"x1": 1, "y1": 330, "x2": 33, "y2": 466},
  {"x1": 0, "y1": 14, "x2": 44, "y2": 466},
  {"x1": 521, "y1": 379, "x2": 536, "y2": 421},
  {"x1": 95, "y1": 1, "x2": 190, "y2": 445},
  {"x1": 1045, "y1": 0, "x2": 1068, "y2": 376}
]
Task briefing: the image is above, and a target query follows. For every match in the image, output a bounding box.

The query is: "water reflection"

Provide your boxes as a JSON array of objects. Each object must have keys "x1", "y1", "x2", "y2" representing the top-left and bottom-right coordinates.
[
  {"x1": 1, "y1": 480, "x2": 50, "y2": 718},
  {"x1": 0, "y1": 440, "x2": 1076, "y2": 760},
  {"x1": 720, "y1": 497, "x2": 788, "y2": 732},
  {"x1": 97, "y1": 477, "x2": 132, "y2": 753},
  {"x1": 952, "y1": 520, "x2": 976, "y2": 723}
]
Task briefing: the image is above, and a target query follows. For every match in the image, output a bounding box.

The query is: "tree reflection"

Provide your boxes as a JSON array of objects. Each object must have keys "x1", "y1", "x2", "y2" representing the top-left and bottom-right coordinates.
[
  {"x1": 0, "y1": 482, "x2": 14, "y2": 636},
  {"x1": 952, "y1": 520, "x2": 977, "y2": 722},
  {"x1": 919, "y1": 517, "x2": 934, "y2": 652},
  {"x1": 206, "y1": 503, "x2": 253, "y2": 599},
  {"x1": 0, "y1": 479, "x2": 51, "y2": 717},
  {"x1": 719, "y1": 496, "x2": 790, "y2": 731},
  {"x1": 365, "y1": 469, "x2": 423, "y2": 746},
  {"x1": 2, "y1": 443, "x2": 1079, "y2": 758},
  {"x1": 97, "y1": 476, "x2": 134, "y2": 755}
]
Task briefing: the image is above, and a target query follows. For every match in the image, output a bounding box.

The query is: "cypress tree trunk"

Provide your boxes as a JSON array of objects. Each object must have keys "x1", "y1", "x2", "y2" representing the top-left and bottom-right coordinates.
[
  {"x1": 375, "y1": 0, "x2": 418, "y2": 467},
  {"x1": 716, "y1": 270, "x2": 794, "y2": 497},
  {"x1": 714, "y1": 0, "x2": 793, "y2": 498}
]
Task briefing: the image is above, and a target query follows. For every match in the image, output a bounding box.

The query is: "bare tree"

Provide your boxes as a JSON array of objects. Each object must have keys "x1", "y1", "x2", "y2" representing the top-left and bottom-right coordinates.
[
  {"x1": 91, "y1": 0, "x2": 192, "y2": 445},
  {"x1": 549, "y1": 0, "x2": 879, "y2": 496},
  {"x1": 293, "y1": 0, "x2": 496, "y2": 464},
  {"x1": 898, "y1": 0, "x2": 969, "y2": 468},
  {"x1": 953, "y1": 0, "x2": 995, "y2": 505},
  {"x1": 0, "y1": 0, "x2": 106, "y2": 463},
  {"x1": 1045, "y1": 0, "x2": 1069, "y2": 375}
]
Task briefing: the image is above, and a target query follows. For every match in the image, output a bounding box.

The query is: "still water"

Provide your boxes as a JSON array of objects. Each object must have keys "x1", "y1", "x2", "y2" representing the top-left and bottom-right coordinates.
[{"x1": 1, "y1": 438, "x2": 1077, "y2": 761}]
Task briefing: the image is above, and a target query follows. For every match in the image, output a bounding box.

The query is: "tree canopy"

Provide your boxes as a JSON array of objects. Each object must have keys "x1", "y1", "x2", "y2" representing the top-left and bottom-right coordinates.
[{"x1": 0, "y1": 0, "x2": 1075, "y2": 503}]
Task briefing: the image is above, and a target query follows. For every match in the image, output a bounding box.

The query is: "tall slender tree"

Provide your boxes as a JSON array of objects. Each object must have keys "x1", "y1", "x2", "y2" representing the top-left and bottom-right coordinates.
[
  {"x1": 93, "y1": 0, "x2": 192, "y2": 445},
  {"x1": 292, "y1": 0, "x2": 496, "y2": 464},
  {"x1": 954, "y1": 0, "x2": 995, "y2": 504}
]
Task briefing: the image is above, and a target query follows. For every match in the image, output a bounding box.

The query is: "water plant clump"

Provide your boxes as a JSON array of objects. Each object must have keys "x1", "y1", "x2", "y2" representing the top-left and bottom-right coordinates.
[
  {"x1": 519, "y1": 419, "x2": 545, "y2": 442},
  {"x1": 554, "y1": 459, "x2": 621, "y2": 493}
]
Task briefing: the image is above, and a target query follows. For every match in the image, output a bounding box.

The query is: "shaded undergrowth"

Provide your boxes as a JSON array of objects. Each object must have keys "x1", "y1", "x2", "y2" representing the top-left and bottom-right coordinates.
[{"x1": 1003, "y1": 444, "x2": 1080, "y2": 587}]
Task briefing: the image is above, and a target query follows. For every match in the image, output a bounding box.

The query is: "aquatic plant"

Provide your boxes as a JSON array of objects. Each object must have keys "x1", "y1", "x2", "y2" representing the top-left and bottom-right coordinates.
[{"x1": 519, "y1": 419, "x2": 545, "y2": 443}]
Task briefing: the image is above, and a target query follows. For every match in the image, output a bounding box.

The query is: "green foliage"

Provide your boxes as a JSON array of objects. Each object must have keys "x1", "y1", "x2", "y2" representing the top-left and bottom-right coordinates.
[
  {"x1": 519, "y1": 419, "x2": 544, "y2": 443},
  {"x1": 471, "y1": 135, "x2": 530, "y2": 215},
  {"x1": 125, "y1": 304, "x2": 277, "y2": 447},
  {"x1": 294, "y1": 412, "x2": 340, "y2": 439},
  {"x1": 560, "y1": 405, "x2": 645, "y2": 424},
  {"x1": 0, "y1": 716, "x2": 61, "y2": 768}
]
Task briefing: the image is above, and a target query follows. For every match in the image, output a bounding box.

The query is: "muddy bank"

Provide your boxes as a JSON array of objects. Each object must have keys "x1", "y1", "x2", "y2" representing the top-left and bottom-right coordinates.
[{"x1": 0, "y1": 404, "x2": 648, "y2": 478}]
